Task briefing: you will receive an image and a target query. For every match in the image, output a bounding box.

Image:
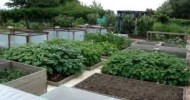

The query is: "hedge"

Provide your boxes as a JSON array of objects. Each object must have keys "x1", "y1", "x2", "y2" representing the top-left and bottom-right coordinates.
[{"x1": 0, "y1": 4, "x2": 105, "y2": 23}]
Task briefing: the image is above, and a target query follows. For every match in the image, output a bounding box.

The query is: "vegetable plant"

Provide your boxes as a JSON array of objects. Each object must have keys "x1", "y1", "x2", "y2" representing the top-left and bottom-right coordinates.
[
  {"x1": 85, "y1": 33, "x2": 131, "y2": 50},
  {"x1": 96, "y1": 42, "x2": 119, "y2": 56},
  {"x1": 4, "y1": 43, "x2": 85, "y2": 76},
  {"x1": 102, "y1": 49, "x2": 190, "y2": 86},
  {"x1": 0, "y1": 69, "x2": 28, "y2": 83}
]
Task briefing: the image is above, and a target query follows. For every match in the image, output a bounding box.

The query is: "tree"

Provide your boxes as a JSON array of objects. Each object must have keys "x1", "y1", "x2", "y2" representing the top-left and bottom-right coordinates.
[
  {"x1": 28, "y1": 0, "x2": 60, "y2": 8},
  {"x1": 5, "y1": 0, "x2": 79, "y2": 8},
  {"x1": 90, "y1": 0, "x2": 103, "y2": 9},
  {"x1": 157, "y1": 0, "x2": 173, "y2": 16},
  {"x1": 5, "y1": 0, "x2": 29, "y2": 8},
  {"x1": 157, "y1": 0, "x2": 190, "y2": 19},
  {"x1": 60, "y1": 0, "x2": 79, "y2": 4}
]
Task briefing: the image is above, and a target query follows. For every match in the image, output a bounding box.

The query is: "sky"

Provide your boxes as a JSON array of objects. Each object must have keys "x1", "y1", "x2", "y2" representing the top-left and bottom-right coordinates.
[{"x1": 0, "y1": 0, "x2": 166, "y2": 11}]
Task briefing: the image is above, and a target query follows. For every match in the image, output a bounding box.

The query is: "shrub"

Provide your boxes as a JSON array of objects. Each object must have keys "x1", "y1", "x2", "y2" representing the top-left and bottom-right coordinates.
[
  {"x1": 152, "y1": 22, "x2": 186, "y2": 33},
  {"x1": 87, "y1": 13, "x2": 99, "y2": 25},
  {"x1": 121, "y1": 15, "x2": 135, "y2": 34},
  {"x1": 103, "y1": 13, "x2": 117, "y2": 27},
  {"x1": 102, "y1": 49, "x2": 190, "y2": 86},
  {"x1": 169, "y1": 18, "x2": 190, "y2": 26},
  {"x1": 137, "y1": 16, "x2": 154, "y2": 36},
  {"x1": 54, "y1": 15, "x2": 75, "y2": 27},
  {"x1": 3, "y1": 43, "x2": 84, "y2": 75},
  {"x1": 154, "y1": 14, "x2": 169, "y2": 23},
  {"x1": 152, "y1": 22, "x2": 164, "y2": 32},
  {"x1": 29, "y1": 22, "x2": 43, "y2": 30},
  {"x1": 85, "y1": 33, "x2": 131, "y2": 50},
  {"x1": 75, "y1": 17, "x2": 85, "y2": 25}
]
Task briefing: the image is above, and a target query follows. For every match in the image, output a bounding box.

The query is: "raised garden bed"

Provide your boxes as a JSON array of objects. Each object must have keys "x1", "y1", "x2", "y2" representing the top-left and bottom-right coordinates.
[
  {"x1": 0, "y1": 60, "x2": 47, "y2": 95},
  {"x1": 130, "y1": 41, "x2": 186, "y2": 58},
  {"x1": 47, "y1": 73, "x2": 83, "y2": 86},
  {"x1": 75, "y1": 73, "x2": 184, "y2": 100}
]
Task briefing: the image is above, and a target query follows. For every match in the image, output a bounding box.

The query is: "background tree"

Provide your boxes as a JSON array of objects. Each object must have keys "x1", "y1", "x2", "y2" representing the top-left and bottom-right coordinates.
[
  {"x1": 6, "y1": 0, "x2": 29, "y2": 8},
  {"x1": 5, "y1": 0, "x2": 79, "y2": 8},
  {"x1": 157, "y1": 0, "x2": 190, "y2": 19}
]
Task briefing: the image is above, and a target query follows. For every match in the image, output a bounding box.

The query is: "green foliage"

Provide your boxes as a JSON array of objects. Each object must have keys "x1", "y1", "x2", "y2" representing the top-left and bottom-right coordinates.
[
  {"x1": 4, "y1": 20, "x2": 25, "y2": 29},
  {"x1": 96, "y1": 42, "x2": 119, "y2": 56},
  {"x1": 121, "y1": 15, "x2": 135, "y2": 34},
  {"x1": 103, "y1": 13, "x2": 117, "y2": 27},
  {"x1": 5, "y1": 0, "x2": 77, "y2": 8},
  {"x1": 1, "y1": 2, "x2": 105, "y2": 23},
  {"x1": 75, "y1": 17, "x2": 85, "y2": 25},
  {"x1": 156, "y1": 0, "x2": 173, "y2": 17},
  {"x1": 169, "y1": 18, "x2": 190, "y2": 26},
  {"x1": 4, "y1": 43, "x2": 84, "y2": 75},
  {"x1": 137, "y1": 16, "x2": 154, "y2": 36},
  {"x1": 102, "y1": 49, "x2": 190, "y2": 86},
  {"x1": 54, "y1": 15, "x2": 75, "y2": 27},
  {"x1": 0, "y1": 48, "x2": 6, "y2": 57},
  {"x1": 85, "y1": 33, "x2": 131, "y2": 50},
  {"x1": 29, "y1": 22, "x2": 43, "y2": 30},
  {"x1": 152, "y1": 22, "x2": 187, "y2": 33},
  {"x1": 76, "y1": 42, "x2": 102, "y2": 67},
  {"x1": 154, "y1": 14, "x2": 169, "y2": 23},
  {"x1": 157, "y1": 0, "x2": 190, "y2": 19},
  {"x1": 87, "y1": 13, "x2": 99, "y2": 25},
  {"x1": 0, "y1": 69, "x2": 28, "y2": 83}
]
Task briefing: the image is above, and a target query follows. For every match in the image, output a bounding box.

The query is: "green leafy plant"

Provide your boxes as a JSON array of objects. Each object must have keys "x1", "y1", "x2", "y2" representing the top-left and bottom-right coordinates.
[
  {"x1": 87, "y1": 13, "x2": 99, "y2": 25},
  {"x1": 85, "y1": 33, "x2": 131, "y2": 50},
  {"x1": 76, "y1": 42, "x2": 102, "y2": 67},
  {"x1": 96, "y1": 42, "x2": 119, "y2": 56},
  {"x1": 0, "y1": 69, "x2": 28, "y2": 83},
  {"x1": 75, "y1": 17, "x2": 85, "y2": 25},
  {"x1": 137, "y1": 16, "x2": 154, "y2": 36},
  {"x1": 46, "y1": 39, "x2": 102, "y2": 67},
  {"x1": 4, "y1": 43, "x2": 84, "y2": 76},
  {"x1": 121, "y1": 15, "x2": 135, "y2": 34},
  {"x1": 54, "y1": 15, "x2": 75, "y2": 27},
  {"x1": 102, "y1": 49, "x2": 190, "y2": 86}
]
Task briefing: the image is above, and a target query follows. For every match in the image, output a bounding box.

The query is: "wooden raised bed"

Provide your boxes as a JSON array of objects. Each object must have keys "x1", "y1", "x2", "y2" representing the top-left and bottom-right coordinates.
[
  {"x1": 47, "y1": 73, "x2": 83, "y2": 87},
  {"x1": 0, "y1": 60, "x2": 47, "y2": 95},
  {"x1": 75, "y1": 73, "x2": 185, "y2": 100},
  {"x1": 130, "y1": 41, "x2": 186, "y2": 58}
]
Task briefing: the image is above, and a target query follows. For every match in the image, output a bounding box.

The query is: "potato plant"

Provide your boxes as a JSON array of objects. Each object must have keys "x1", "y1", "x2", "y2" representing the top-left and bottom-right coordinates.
[
  {"x1": 102, "y1": 49, "x2": 190, "y2": 86},
  {"x1": 4, "y1": 43, "x2": 84, "y2": 76}
]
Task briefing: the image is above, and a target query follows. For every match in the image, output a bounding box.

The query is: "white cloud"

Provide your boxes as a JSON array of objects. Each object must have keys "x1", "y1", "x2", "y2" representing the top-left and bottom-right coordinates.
[{"x1": 0, "y1": 0, "x2": 166, "y2": 11}]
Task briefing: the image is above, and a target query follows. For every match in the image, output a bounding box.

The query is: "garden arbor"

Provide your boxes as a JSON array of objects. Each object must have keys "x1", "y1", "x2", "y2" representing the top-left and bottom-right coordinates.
[{"x1": 117, "y1": 10, "x2": 152, "y2": 34}]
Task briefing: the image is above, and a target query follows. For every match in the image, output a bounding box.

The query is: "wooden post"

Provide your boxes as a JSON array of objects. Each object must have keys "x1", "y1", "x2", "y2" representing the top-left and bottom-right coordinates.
[{"x1": 8, "y1": 34, "x2": 11, "y2": 48}]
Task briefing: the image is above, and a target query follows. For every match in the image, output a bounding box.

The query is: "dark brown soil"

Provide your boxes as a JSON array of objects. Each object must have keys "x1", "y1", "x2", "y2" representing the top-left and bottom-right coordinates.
[
  {"x1": 75, "y1": 73, "x2": 184, "y2": 100},
  {"x1": 48, "y1": 74, "x2": 69, "y2": 82}
]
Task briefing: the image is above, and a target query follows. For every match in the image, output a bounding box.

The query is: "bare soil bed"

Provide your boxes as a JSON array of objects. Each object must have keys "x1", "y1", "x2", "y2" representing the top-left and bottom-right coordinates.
[{"x1": 75, "y1": 73, "x2": 184, "y2": 100}]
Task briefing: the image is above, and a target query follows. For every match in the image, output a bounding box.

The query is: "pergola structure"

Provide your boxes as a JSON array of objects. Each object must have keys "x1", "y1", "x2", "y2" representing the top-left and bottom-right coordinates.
[{"x1": 117, "y1": 10, "x2": 149, "y2": 34}]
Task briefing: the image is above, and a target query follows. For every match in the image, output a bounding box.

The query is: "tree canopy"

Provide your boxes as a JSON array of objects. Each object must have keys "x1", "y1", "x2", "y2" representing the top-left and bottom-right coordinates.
[
  {"x1": 157, "y1": 0, "x2": 190, "y2": 19},
  {"x1": 5, "y1": 0, "x2": 79, "y2": 8}
]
